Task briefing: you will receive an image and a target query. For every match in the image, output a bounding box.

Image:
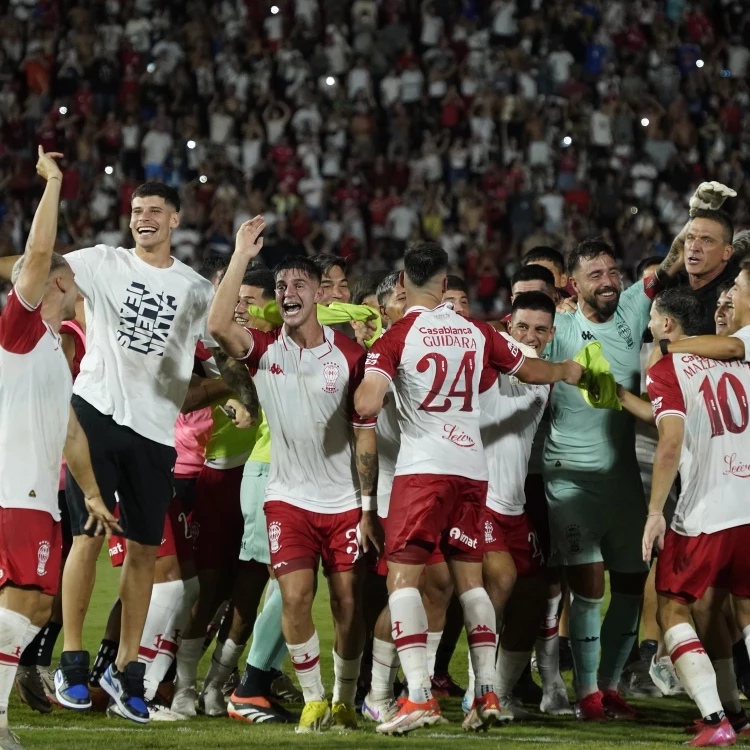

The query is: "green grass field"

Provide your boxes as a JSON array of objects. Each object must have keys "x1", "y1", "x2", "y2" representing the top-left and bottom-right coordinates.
[{"x1": 8, "y1": 554, "x2": 718, "y2": 749}]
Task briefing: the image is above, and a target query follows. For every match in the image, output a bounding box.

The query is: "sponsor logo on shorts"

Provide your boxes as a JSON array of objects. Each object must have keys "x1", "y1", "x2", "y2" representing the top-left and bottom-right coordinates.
[
  {"x1": 270, "y1": 363, "x2": 284, "y2": 375},
  {"x1": 484, "y1": 521, "x2": 495, "y2": 545},
  {"x1": 565, "y1": 524, "x2": 582, "y2": 555},
  {"x1": 268, "y1": 521, "x2": 282, "y2": 553},
  {"x1": 449, "y1": 527, "x2": 477, "y2": 549},
  {"x1": 37, "y1": 541, "x2": 50, "y2": 576},
  {"x1": 442, "y1": 424, "x2": 476, "y2": 448},
  {"x1": 322, "y1": 361, "x2": 341, "y2": 393},
  {"x1": 109, "y1": 542, "x2": 124, "y2": 558},
  {"x1": 724, "y1": 453, "x2": 750, "y2": 479}
]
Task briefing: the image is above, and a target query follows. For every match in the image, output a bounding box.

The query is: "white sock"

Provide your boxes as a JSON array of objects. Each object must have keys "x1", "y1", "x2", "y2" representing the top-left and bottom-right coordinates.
[
  {"x1": 665, "y1": 623, "x2": 722, "y2": 719},
  {"x1": 21, "y1": 624, "x2": 41, "y2": 654},
  {"x1": 175, "y1": 637, "x2": 204, "y2": 693},
  {"x1": 389, "y1": 587, "x2": 431, "y2": 704},
  {"x1": 140, "y1": 579, "x2": 189, "y2": 699},
  {"x1": 496, "y1": 648, "x2": 532, "y2": 697},
  {"x1": 466, "y1": 651, "x2": 475, "y2": 697},
  {"x1": 536, "y1": 593, "x2": 565, "y2": 693},
  {"x1": 204, "y1": 637, "x2": 246, "y2": 689},
  {"x1": 713, "y1": 658, "x2": 741, "y2": 714},
  {"x1": 426, "y1": 631, "x2": 442, "y2": 681},
  {"x1": 370, "y1": 637, "x2": 399, "y2": 701},
  {"x1": 0, "y1": 609, "x2": 31, "y2": 729},
  {"x1": 332, "y1": 651, "x2": 361, "y2": 705},
  {"x1": 288, "y1": 632, "x2": 325, "y2": 703},
  {"x1": 460, "y1": 587, "x2": 497, "y2": 698}
]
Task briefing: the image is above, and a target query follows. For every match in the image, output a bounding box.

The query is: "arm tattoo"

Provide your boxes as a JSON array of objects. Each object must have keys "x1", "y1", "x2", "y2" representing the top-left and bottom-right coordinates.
[
  {"x1": 356, "y1": 450, "x2": 378, "y2": 496},
  {"x1": 210, "y1": 347, "x2": 260, "y2": 418}
]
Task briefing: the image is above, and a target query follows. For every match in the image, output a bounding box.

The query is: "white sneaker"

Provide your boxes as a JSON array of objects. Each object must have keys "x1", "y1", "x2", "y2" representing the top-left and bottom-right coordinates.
[
  {"x1": 146, "y1": 700, "x2": 186, "y2": 721},
  {"x1": 540, "y1": 687, "x2": 574, "y2": 715},
  {"x1": 498, "y1": 695, "x2": 534, "y2": 720},
  {"x1": 620, "y1": 660, "x2": 662, "y2": 698},
  {"x1": 0, "y1": 727, "x2": 26, "y2": 750},
  {"x1": 171, "y1": 685, "x2": 197, "y2": 717},
  {"x1": 361, "y1": 694, "x2": 399, "y2": 724},
  {"x1": 649, "y1": 656, "x2": 684, "y2": 697},
  {"x1": 201, "y1": 682, "x2": 228, "y2": 717}
]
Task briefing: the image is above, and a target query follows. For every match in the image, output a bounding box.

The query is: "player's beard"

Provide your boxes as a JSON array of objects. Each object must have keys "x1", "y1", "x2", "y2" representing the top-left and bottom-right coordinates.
[{"x1": 581, "y1": 286, "x2": 619, "y2": 320}]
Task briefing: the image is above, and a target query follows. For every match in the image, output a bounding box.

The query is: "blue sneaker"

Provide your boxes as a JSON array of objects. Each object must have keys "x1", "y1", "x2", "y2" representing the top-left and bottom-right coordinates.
[
  {"x1": 54, "y1": 651, "x2": 92, "y2": 710},
  {"x1": 100, "y1": 662, "x2": 149, "y2": 724}
]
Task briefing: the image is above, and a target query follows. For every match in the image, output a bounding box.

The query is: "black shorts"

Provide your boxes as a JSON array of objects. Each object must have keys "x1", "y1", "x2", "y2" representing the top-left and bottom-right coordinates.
[
  {"x1": 174, "y1": 477, "x2": 198, "y2": 515},
  {"x1": 66, "y1": 395, "x2": 177, "y2": 546}
]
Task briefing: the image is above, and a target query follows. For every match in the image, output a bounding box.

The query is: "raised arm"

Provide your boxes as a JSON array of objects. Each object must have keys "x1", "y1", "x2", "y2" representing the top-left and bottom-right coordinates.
[
  {"x1": 207, "y1": 216, "x2": 266, "y2": 359},
  {"x1": 14, "y1": 147, "x2": 63, "y2": 305},
  {"x1": 0, "y1": 255, "x2": 19, "y2": 282},
  {"x1": 211, "y1": 347, "x2": 260, "y2": 420}
]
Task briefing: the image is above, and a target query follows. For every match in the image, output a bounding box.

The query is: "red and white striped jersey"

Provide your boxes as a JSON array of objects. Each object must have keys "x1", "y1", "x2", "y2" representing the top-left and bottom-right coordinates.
[
  {"x1": 0, "y1": 288, "x2": 72, "y2": 520},
  {"x1": 648, "y1": 352, "x2": 750, "y2": 536},
  {"x1": 239, "y1": 324, "x2": 374, "y2": 514},
  {"x1": 365, "y1": 303, "x2": 525, "y2": 480}
]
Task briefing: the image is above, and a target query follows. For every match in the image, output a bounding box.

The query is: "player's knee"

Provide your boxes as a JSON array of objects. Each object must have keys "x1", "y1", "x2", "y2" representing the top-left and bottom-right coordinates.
[
  {"x1": 281, "y1": 584, "x2": 314, "y2": 616},
  {"x1": 330, "y1": 589, "x2": 358, "y2": 623}
]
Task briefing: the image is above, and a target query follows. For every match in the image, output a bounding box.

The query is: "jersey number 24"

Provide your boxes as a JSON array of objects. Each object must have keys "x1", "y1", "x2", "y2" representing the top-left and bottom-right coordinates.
[{"x1": 417, "y1": 351, "x2": 476, "y2": 412}]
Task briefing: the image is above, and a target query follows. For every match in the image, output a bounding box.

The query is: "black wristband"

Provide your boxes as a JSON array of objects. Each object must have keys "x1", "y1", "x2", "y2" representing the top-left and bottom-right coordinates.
[{"x1": 659, "y1": 339, "x2": 670, "y2": 356}]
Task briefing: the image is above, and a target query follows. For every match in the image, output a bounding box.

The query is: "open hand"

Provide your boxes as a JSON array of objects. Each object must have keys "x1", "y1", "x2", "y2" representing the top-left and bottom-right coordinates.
[
  {"x1": 689, "y1": 182, "x2": 737, "y2": 216},
  {"x1": 235, "y1": 216, "x2": 266, "y2": 259},
  {"x1": 642, "y1": 513, "x2": 666, "y2": 563}
]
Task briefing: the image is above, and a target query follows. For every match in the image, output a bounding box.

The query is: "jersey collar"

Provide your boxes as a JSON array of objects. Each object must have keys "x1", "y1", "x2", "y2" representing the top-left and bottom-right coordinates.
[
  {"x1": 405, "y1": 302, "x2": 453, "y2": 315},
  {"x1": 280, "y1": 324, "x2": 334, "y2": 358}
]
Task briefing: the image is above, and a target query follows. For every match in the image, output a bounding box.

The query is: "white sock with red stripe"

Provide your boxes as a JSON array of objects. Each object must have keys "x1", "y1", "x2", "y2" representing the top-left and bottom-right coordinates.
[
  {"x1": 143, "y1": 578, "x2": 198, "y2": 700},
  {"x1": 389, "y1": 587, "x2": 431, "y2": 704},
  {"x1": 203, "y1": 637, "x2": 245, "y2": 690},
  {"x1": 536, "y1": 593, "x2": 565, "y2": 693},
  {"x1": 713, "y1": 658, "x2": 742, "y2": 714},
  {"x1": 426, "y1": 631, "x2": 442, "y2": 681},
  {"x1": 332, "y1": 650, "x2": 361, "y2": 705},
  {"x1": 288, "y1": 632, "x2": 325, "y2": 703},
  {"x1": 370, "y1": 637, "x2": 399, "y2": 701},
  {"x1": 665, "y1": 623, "x2": 723, "y2": 719},
  {"x1": 460, "y1": 587, "x2": 498, "y2": 698},
  {"x1": 496, "y1": 648, "x2": 532, "y2": 696},
  {"x1": 0, "y1": 609, "x2": 31, "y2": 728}
]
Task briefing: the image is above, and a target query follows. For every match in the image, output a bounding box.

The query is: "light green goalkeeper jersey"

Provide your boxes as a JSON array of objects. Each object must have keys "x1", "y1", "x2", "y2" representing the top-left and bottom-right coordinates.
[{"x1": 543, "y1": 279, "x2": 657, "y2": 476}]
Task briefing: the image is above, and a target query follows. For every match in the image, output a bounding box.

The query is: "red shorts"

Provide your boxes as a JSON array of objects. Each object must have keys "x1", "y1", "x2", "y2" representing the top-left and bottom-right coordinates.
[
  {"x1": 189, "y1": 465, "x2": 244, "y2": 571},
  {"x1": 0, "y1": 508, "x2": 62, "y2": 596},
  {"x1": 386, "y1": 474, "x2": 488, "y2": 564},
  {"x1": 656, "y1": 524, "x2": 750, "y2": 604},
  {"x1": 264, "y1": 501, "x2": 362, "y2": 576},
  {"x1": 523, "y1": 474, "x2": 550, "y2": 561},
  {"x1": 109, "y1": 496, "x2": 192, "y2": 567},
  {"x1": 375, "y1": 533, "x2": 446, "y2": 577},
  {"x1": 484, "y1": 509, "x2": 544, "y2": 577}
]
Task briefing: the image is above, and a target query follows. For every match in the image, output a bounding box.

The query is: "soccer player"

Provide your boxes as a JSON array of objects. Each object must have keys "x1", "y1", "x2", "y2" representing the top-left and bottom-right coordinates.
[
  {"x1": 644, "y1": 286, "x2": 750, "y2": 747},
  {"x1": 355, "y1": 242, "x2": 584, "y2": 735},
  {"x1": 48, "y1": 183, "x2": 216, "y2": 724},
  {"x1": 542, "y1": 239, "x2": 676, "y2": 721},
  {"x1": 209, "y1": 219, "x2": 384, "y2": 733},
  {"x1": 312, "y1": 254, "x2": 350, "y2": 305},
  {"x1": 0, "y1": 147, "x2": 117, "y2": 749},
  {"x1": 510, "y1": 265, "x2": 558, "y2": 303},
  {"x1": 522, "y1": 246, "x2": 570, "y2": 294}
]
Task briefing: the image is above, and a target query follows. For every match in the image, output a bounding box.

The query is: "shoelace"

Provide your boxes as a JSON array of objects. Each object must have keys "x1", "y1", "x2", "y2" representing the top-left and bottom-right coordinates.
[
  {"x1": 124, "y1": 671, "x2": 146, "y2": 701},
  {"x1": 64, "y1": 664, "x2": 89, "y2": 687}
]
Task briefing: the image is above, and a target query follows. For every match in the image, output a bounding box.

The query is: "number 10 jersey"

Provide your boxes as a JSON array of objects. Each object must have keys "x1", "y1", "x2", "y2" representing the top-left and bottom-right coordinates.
[
  {"x1": 647, "y1": 351, "x2": 750, "y2": 536},
  {"x1": 365, "y1": 303, "x2": 525, "y2": 481}
]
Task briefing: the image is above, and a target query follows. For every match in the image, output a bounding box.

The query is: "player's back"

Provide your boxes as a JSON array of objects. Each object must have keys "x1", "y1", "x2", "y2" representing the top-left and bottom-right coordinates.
[
  {"x1": 369, "y1": 303, "x2": 524, "y2": 481},
  {"x1": 649, "y1": 353, "x2": 750, "y2": 535}
]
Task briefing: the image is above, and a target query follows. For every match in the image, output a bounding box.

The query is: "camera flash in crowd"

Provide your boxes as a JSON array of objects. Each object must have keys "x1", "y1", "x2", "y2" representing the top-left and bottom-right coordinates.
[
  {"x1": 696, "y1": 59, "x2": 704, "y2": 68},
  {"x1": 326, "y1": 76, "x2": 335, "y2": 86},
  {"x1": 187, "y1": 140, "x2": 196, "y2": 150},
  {"x1": 147, "y1": 62, "x2": 156, "y2": 73},
  {"x1": 641, "y1": 117, "x2": 649, "y2": 127},
  {"x1": 562, "y1": 136, "x2": 572, "y2": 147},
  {"x1": 271, "y1": 5, "x2": 279, "y2": 13},
  {"x1": 59, "y1": 106, "x2": 67, "y2": 115},
  {"x1": 199, "y1": 175, "x2": 208, "y2": 184},
  {"x1": 104, "y1": 166, "x2": 114, "y2": 175}
]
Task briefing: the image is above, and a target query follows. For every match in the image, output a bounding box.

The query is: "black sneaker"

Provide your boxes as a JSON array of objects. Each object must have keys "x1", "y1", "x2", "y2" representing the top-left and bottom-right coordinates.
[
  {"x1": 54, "y1": 651, "x2": 92, "y2": 710},
  {"x1": 100, "y1": 662, "x2": 149, "y2": 724}
]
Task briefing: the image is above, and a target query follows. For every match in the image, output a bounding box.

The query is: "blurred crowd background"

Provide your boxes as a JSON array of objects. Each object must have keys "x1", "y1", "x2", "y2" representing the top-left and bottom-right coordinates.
[{"x1": 1, "y1": 0, "x2": 749, "y2": 316}]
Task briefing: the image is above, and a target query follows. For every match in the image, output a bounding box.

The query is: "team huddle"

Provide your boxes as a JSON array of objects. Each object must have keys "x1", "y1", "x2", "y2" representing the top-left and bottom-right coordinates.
[{"x1": 1, "y1": 149, "x2": 750, "y2": 748}]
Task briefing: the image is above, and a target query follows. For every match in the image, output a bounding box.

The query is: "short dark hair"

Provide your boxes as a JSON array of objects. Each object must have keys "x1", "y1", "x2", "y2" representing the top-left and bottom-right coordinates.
[
  {"x1": 132, "y1": 182, "x2": 181, "y2": 212},
  {"x1": 241, "y1": 268, "x2": 275, "y2": 301},
  {"x1": 445, "y1": 274, "x2": 469, "y2": 295},
  {"x1": 717, "y1": 279, "x2": 735, "y2": 298},
  {"x1": 404, "y1": 241, "x2": 448, "y2": 288},
  {"x1": 740, "y1": 257, "x2": 750, "y2": 276},
  {"x1": 522, "y1": 246, "x2": 565, "y2": 275},
  {"x1": 733, "y1": 229, "x2": 750, "y2": 259},
  {"x1": 311, "y1": 253, "x2": 347, "y2": 277},
  {"x1": 273, "y1": 256, "x2": 322, "y2": 284},
  {"x1": 568, "y1": 238, "x2": 617, "y2": 274},
  {"x1": 653, "y1": 287, "x2": 704, "y2": 337},
  {"x1": 376, "y1": 271, "x2": 400, "y2": 307},
  {"x1": 636, "y1": 255, "x2": 664, "y2": 279},
  {"x1": 511, "y1": 291, "x2": 556, "y2": 320},
  {"x1": 198, "y1": 255, "x2": 229, "y2": 282},
  {"x1": 351, "y1": 272, "x2": 385, "y2": 305},
  {"x1": 511, "y1": 264, "x2": 556, "y2": 290},
  {"x1": 690, "y1": 209, "x2": 734, "y2": 245}
]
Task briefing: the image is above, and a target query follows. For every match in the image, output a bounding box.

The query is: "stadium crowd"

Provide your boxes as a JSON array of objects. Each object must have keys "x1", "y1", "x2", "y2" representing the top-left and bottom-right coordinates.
[{"x1": 2, "y1": 1, "x2": 750, "y2": 749}]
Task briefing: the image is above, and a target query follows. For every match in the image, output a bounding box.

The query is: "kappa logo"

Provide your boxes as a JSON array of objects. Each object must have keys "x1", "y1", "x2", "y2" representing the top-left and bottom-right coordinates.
[
  {"x1": 484, "y1": 520, "x2": 495, "y2": 545},
  {"x1": 322, "y1": 361, "x2": 341, "y2": 393},
  {"x1": 581, "y1": 331, "x2": 596, "y2": 341},
  {"x1": 37, "y1": 541, "x2": 50, "y2": 576},
  {"x1": 449, "y1": 527, "x2": 478, "y2": 549},
  {"x1": 268, "y1": 521, "x2": 282, "y2": 553},
  {"x1": 270, "y1": 363, "x2": 284, "y2": 375}
]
